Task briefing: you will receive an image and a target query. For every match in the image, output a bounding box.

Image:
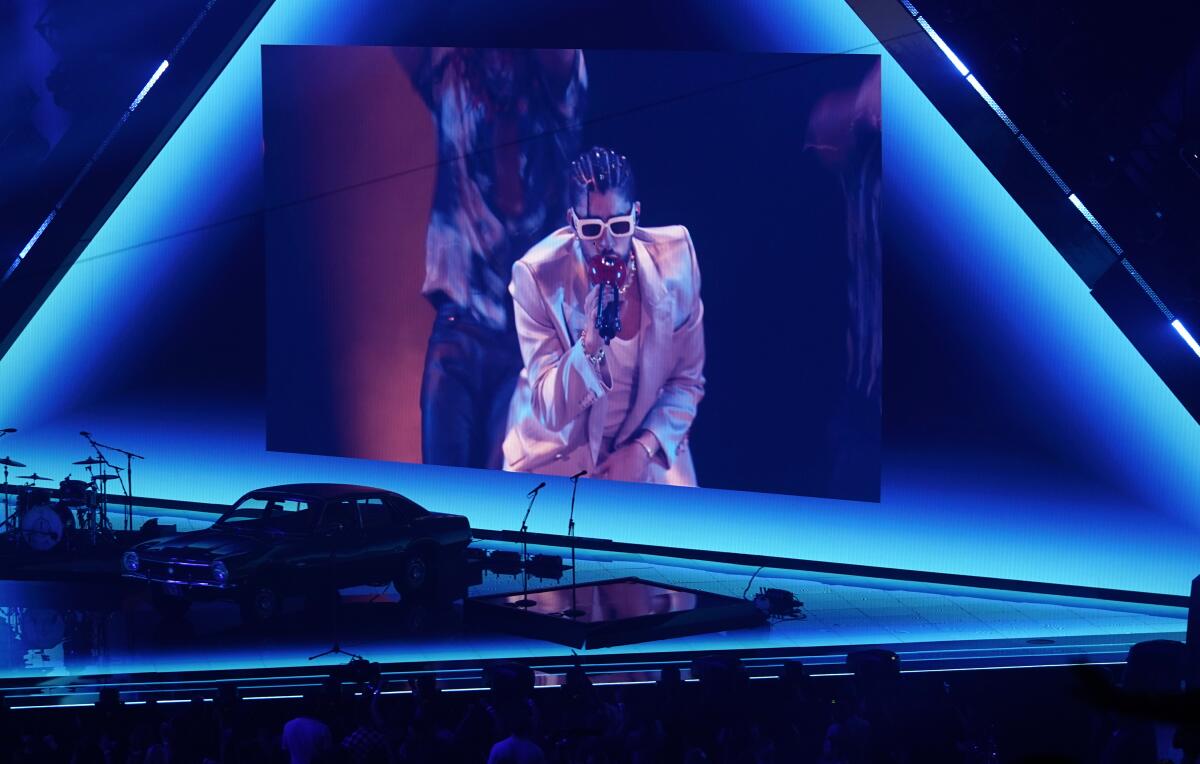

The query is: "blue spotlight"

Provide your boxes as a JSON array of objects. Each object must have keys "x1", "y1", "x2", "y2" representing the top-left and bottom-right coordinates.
[
  {"x1": 1173, "y1": 320, "x2": 1200, "y2": 359},
  {"x1": 131, "y1": 60, "x2": 170, "y2": 112}
]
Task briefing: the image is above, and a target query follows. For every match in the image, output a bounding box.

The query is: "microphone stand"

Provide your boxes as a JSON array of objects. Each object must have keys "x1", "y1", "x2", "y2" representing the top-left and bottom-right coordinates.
[
  {"x1": 514, "y1": 484, "x2": 543, "y2": 609},
  {"x1": 562, "y1": 471, "x2": 586, "y2": 619},
  {"x1": 310, "y1": 522, "x2": 363, "y2": 662},
  {"x1": 81, "y1": 435, "x2": 112, "y2": 542},
  {"x1": 84, "y1": 433, "x2": 143, "y2": 532}
]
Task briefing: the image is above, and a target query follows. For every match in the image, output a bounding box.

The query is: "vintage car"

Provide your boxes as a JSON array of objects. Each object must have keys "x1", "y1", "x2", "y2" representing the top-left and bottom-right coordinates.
[{"x1": 122, "y1": 483, "x2": 472, "y2": 621}]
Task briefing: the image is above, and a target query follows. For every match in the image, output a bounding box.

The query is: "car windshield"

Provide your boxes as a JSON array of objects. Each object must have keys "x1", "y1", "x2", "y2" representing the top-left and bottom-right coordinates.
[{"x1": 216, "y1": 494, "x2": 318, "y2": 532}]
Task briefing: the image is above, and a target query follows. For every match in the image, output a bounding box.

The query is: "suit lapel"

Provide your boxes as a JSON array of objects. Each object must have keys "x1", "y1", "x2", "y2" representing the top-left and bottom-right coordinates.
[
  {"x1": 547, "y1": 239, "x2": 606, "y2": 465},
  {"x1": 555, "y1": 239, "x2": 590, "y2": 347},
  {"x1": 615, "y1": 235, "x2": 673, "y2": 445}
]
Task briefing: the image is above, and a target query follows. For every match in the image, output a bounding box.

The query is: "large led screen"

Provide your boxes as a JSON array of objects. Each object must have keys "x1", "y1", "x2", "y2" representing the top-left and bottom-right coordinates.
[{"x1": 264, "y1": 47, "x2": 881, "y2": 501}]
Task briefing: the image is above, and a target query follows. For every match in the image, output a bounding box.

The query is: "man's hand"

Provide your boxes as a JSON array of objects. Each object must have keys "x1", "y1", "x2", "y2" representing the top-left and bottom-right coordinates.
[
  {"x1": 594, "y1": 443, "x2": 651, "y2": 482},
  {"x1": 582, "y1": 285, "x2": 605, "y2": 356}
]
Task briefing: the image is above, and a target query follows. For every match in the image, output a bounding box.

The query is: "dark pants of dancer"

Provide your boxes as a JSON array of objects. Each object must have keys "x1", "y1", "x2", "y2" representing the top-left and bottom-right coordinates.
[{"x1": 420, "y1": 299, "x2": 523, "y2": 469}]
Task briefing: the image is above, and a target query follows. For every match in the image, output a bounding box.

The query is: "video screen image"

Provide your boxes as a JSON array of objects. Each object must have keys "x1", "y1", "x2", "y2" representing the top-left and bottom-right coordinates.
[{"x1": 265, "y1": 47, "x2": 881, "y2": 501}]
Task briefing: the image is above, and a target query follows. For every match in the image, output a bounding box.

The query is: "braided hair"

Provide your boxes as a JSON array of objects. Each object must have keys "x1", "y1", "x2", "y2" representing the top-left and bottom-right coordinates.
[{"x1": 568, "y1": 146, "x2": 636, "y2": 212}]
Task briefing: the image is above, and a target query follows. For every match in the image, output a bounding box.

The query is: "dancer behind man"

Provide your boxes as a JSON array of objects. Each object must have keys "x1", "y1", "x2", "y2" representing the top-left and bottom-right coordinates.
[
  {"x1": 503, "y1": 147, "x2": 705, "y2": 485},
  {"x1": 400, "y1": 48, "x2": 587, "y2": 469}
]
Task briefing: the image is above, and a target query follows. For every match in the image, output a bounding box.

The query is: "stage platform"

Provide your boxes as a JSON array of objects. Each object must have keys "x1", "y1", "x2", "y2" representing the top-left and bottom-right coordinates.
[{"x1": 0, "y1": 506, "x2": 1184, "y2": 707}]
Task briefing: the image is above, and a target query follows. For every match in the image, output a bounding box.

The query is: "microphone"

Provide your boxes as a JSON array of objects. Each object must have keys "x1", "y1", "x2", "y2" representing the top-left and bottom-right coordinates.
[
  {"x1": 597, "y1": 285, "x2": 620, "y2": 343},
  {"x1": 526, "y1": 481, "x2": 546, "y2": 497},
  {"x1": 570, "y1": 469, "x2": 588, "y2": 480},
  {"x1": 0, "y1": 428, "x2": 15, "y2": 434},
  {"x1": 80, "y1": 431, "x2": 92, "y2": 438}
]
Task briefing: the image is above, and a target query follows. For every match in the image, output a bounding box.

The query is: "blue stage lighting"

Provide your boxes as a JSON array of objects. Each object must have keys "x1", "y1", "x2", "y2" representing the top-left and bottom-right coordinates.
[
  {"x1": 915, "y1": 16, "x2": 969, "y2": 76},
  {"x1": 16, "y1": 211, "x2": 55, "y2": 262},
  {"x1": 1121, "y1": 259, "x2": 1174, "y2": 320},
  {"x1": 3, "y1": 60, "x2": 167, "y2": 283},
  {"x1": 3, "y1": 210, "x2": 58, "y2": 282},
  {"x1": 1172, "y1": 320, "x2": 1200, "y2": 358},
  {"x1": 966, "y1": 74, "x2": 1018, "y2": 134},
  {"x1": 1068, "y1": 193, "x2": 1123, "y2": 255},
  {"x1": 1017, "y1": 134, "x2": 1071, "y2": 194},
  {"x1": 132, "y1": 60, "x2": 170, "y2": 112},
  {"x1": 905, "y1": 1, "x2": 1194, "y2": 361}
]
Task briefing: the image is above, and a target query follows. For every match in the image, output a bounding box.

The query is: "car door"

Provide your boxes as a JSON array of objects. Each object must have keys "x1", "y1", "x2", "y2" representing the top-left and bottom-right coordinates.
[
  {"x1": 318, "y1": 499, "x2": 363, "y2": 587},
  {"x1": 355, "y1": 496, "x2": 398, "y2": 581}
]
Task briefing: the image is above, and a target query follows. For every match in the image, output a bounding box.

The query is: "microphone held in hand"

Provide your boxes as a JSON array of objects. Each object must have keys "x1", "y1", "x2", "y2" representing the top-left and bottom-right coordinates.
[
  {"x1": 588, "y1": 253, "x2": 627, "y2": 344},
  {"x1": 596, "y1": 285, "x2": 620, "y2": 343}
]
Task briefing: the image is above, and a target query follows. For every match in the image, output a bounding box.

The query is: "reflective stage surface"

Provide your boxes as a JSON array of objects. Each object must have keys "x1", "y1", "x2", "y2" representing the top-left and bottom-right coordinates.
[{"x1": 0, "y1": 529, "x2": 1183, "y2": 707}]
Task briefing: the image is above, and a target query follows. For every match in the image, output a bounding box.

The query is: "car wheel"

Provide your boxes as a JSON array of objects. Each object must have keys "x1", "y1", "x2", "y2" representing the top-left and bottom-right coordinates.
[
  {"x1": 151, "y1": 586, "x2": 191, "y2": 618},
  {"x1": 240, "y1": 583, "x2": 282, "y2": 624},
  {"x1": 396, "y1": 548, "x2": 435, "y2": 598}
]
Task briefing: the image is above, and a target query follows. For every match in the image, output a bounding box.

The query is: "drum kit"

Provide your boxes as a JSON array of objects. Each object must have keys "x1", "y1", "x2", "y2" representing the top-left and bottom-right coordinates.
[{"x1": 0, "y1": 430, "x2": 143, "y2": 553}]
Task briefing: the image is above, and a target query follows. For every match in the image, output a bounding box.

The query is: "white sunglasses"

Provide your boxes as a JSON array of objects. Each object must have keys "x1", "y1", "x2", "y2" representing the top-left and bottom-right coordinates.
[{"x1": 569, "y1": 208, "x2": 637, "y2": 240}]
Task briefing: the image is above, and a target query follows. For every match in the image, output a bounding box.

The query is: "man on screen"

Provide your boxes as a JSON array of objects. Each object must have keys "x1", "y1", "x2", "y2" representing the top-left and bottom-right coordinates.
[{"x1": 502, "y1": 147, "x2": 705, "y2": 485}]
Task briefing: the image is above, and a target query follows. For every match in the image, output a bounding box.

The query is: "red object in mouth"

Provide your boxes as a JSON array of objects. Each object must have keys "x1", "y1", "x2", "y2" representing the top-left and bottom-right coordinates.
[{"x1": 587, "y1": 254, "x2": 627, "y2": 288}]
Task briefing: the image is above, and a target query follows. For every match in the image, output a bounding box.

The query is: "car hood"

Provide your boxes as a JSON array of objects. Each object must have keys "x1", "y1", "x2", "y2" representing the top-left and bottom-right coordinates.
[{"x1": 135, "y1": 528, "x2": 273, "y2": 559}]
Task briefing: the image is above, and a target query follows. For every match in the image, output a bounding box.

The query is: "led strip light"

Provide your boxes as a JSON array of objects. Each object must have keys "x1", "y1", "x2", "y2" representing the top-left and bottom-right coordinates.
[
  {"x1": 900, "y1": 0, "x2": 1200, "y2": 359},
  {"x1": 3, "y1": 0, "x2": 218, "y2": 284}
]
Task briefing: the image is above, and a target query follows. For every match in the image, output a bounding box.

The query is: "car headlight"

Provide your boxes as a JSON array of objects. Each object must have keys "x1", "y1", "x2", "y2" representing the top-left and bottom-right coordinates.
[
  {"x1": 212, "y1": 560, "x2": 229, "y2": 582},
  {"x1": 122, "y1": 551, "x2": 139, "y2": 572}
]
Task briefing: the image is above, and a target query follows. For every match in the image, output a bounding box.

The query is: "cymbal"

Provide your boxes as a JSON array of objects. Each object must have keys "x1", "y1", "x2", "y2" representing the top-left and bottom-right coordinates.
[
  {"x1": 90, "y1": 475, "x2": 120, "y2": 482},
  {"x1": 0, "y1": 457, "x2": 26, "y2": 468},
  {"x1": 17, "y1": 474, "x2": 51, "y2": 482},
  {"x1": 73, "y1": 457, "x2": 108, "y2": 466}
]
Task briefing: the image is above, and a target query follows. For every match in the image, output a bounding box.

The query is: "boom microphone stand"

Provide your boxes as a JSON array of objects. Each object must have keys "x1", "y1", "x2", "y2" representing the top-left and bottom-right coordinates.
[
  {"x1": 562, "y1": 470, "x2": 587, "y2": 619},
  {"x1": 514, "y1": 481, "x2": 545, "y2": 609},
  {"x1": 81, "y1": 431, "x2": 143, "y2": 531}
]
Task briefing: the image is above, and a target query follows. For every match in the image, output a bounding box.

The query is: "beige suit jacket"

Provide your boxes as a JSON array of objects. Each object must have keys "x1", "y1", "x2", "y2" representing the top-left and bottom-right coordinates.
[{"x1": 501, "y1": 225, "x2": 705, "y2": 485}]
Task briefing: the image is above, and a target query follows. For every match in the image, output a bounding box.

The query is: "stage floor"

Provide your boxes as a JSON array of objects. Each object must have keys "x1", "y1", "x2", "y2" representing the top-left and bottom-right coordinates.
[{"x1": 0, "y1": 532, "x2": 1183, "y2": 705}]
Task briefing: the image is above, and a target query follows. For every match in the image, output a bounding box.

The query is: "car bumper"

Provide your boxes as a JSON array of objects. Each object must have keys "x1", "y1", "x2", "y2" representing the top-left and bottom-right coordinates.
[{"x1": 123, "y1": 572, "x2": 236, "y2": 590}]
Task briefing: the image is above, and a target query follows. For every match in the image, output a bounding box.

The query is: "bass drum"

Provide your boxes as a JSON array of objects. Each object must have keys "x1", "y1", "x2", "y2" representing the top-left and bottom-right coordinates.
[{"x1": 18, "y1": 502, "x2": 75, "y2": 552}]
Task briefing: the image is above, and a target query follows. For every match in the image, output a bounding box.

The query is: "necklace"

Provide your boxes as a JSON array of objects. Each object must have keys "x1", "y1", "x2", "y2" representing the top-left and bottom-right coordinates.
[{"x1": 618, "y1": 255, "x2": 638, "y2": 296}]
